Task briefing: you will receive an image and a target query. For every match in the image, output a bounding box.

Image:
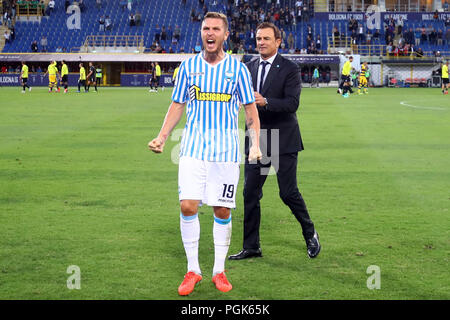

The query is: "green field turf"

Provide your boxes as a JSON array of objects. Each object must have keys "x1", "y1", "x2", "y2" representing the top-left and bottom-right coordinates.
[{"x1": 0, "y1": 86, "x2": 449, "y2": 300}]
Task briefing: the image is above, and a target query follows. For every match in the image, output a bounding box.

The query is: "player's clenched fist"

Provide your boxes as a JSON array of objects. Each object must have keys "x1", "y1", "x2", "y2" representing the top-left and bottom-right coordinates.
[
  {"x1": 248, "y1": 145, "x2": 262, "y2": 162},
  {"x1": 148, "y1": 137, "x2": 165, "y2": 153}
]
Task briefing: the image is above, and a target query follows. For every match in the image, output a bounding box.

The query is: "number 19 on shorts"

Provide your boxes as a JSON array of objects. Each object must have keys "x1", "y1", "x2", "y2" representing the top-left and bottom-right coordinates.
[{"x1": 222, "y1": 184, "x2": 235, "y2": 199}]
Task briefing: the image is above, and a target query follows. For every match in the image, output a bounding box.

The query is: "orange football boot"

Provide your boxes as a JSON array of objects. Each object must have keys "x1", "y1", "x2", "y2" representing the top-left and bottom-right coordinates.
[
  {"x1": 212, "y1": 272, "x2": 232, "y2": 292},
  {"x1": 178, "y1": 271, "x2": 202, "y2": 296}
]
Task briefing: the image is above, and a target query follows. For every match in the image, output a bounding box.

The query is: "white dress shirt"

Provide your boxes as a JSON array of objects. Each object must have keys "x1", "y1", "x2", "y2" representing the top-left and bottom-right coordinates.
[{"x1": 257, "y1": 53, "x2": 277, "y2": 92}]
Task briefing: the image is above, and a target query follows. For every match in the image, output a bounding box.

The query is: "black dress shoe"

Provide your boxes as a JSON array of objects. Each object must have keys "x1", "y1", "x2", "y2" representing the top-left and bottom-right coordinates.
[
  {"x1": 306, "y1": 231, "x2": 321, "y2": 258},
  {"x1": 228, "y1": 248, "x2": 262, "y2": 260}
]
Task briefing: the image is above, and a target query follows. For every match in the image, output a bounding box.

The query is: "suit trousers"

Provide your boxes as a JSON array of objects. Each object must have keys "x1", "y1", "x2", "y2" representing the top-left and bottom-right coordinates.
[{"x1": 242, "y1": 152, "x2": 315, "y2": 250}]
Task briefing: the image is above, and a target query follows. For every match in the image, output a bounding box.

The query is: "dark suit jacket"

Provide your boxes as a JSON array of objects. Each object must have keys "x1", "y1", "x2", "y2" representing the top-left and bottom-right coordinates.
[{"x1": 245, "y1": 53, "x2": 304, "y2": 157}]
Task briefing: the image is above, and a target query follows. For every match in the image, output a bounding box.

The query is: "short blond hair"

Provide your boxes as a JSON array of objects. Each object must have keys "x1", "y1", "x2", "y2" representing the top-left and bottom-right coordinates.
[{"x1": 203, "y1": 12, "x2": 229, "y2": 31}]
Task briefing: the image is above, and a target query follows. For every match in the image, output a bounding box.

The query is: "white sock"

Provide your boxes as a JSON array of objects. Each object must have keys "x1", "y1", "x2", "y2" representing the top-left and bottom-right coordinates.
[
  {"x1": 212, "y1": 214, "x2": 232, "y2": 276},
  {"x1": 180, "y1": 213, "x2": 201, "y2": 275}
]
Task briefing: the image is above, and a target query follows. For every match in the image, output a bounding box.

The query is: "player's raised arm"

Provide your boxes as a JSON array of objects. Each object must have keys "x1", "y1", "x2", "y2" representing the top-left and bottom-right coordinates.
[
  {"x1": 148, "y1": 101, "x2": 186, "y2": 153},
  {"x1": 244, "y1": 102, "x2": 262, "y2": 162}
]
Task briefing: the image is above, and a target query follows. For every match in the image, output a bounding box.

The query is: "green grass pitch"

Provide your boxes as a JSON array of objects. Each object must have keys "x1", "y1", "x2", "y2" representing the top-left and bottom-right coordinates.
[{"x1": 0, "y1": 86, "x2": 449, "y2": 300}]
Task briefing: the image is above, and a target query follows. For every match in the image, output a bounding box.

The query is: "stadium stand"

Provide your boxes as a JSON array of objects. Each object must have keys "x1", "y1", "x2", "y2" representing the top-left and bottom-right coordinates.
[{"x1": 0, "y1": 0, "x2": 449, "y2": 57}]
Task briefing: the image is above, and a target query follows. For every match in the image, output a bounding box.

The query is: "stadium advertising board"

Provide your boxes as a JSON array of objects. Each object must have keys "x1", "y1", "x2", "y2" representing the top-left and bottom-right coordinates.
[
  {"x1": 0, "y1": 73, "x2": 173, "y2": 87},
  {"x1": 315, "y1": 12, "x2": 450, "y2": 21},
  {"x1": 0, "y1": 73, "x2": 81, "y2": 86},
  {"x1": 120, "y1": 73, "x2": 173, "y2": 87},
  {"x1": 243, "y1": 55, "x2": 340, "y2": 65}
]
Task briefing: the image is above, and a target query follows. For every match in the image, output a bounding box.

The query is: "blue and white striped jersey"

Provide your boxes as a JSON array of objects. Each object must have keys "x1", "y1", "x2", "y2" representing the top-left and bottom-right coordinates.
[{"x1": 172, "y1": 52, "x2": 255, "y2": 163}]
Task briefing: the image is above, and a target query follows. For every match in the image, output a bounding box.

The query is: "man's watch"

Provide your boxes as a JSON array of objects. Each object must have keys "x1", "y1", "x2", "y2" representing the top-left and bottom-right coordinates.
[{"x1": 263, "y1": 97, "x2": 268, "y2": 108}]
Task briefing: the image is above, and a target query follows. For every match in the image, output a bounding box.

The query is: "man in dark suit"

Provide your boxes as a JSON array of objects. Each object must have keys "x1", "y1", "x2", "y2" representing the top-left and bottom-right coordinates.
[{"x1": 229, "y1": 22, "x2": 321, "y2": 261}]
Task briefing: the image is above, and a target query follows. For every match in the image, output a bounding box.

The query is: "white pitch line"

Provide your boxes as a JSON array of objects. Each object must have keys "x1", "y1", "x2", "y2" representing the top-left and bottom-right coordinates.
[{"x1": 400, "y1": 101, "x2": 446, "y2": 111}]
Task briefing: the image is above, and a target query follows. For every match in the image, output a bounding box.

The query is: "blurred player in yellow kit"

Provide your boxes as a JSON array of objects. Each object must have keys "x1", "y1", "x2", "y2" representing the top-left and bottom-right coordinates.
[
  {"x1": 358, "y1": 62, "x2": 368, "y2": 95},
  {"x1": 43, "y1": 60, "x2": 60, "y2": 92}
]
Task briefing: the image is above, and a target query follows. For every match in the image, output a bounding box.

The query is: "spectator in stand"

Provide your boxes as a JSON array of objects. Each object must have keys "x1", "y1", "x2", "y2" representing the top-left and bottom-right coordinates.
[
  {"x1": 174, "y1": 25, "x2": 181, "y2": 41},
  {"x1": 397, "y1": 16, "x2": 404, "y2": 35},
  {"x1": 99, "y1": 15, "x2": 105, "y2": 31},
  {"x1": 154, "y1": 24, "x2": 161, "y2": 42},
  {"x1": 349, "y1": 18, "x2": 357, "y2": 34},
  {"x1": 373, "y1": 29, "x2": 380, "y2": 43},
  {"x1": 444, "y1": 1, "x2": 448, "y2": 11},
  {"x1": 247, "y1": 44, "x2": 257, "y2": 53},
  {"x1": 127, "y1": 0, "x2": 132, "y2": 11},
  {"x1": 366, "y1": 30, "x2": 371, "y2": 44},
  {"x1": 105, "y1": 16, "x2": 112, "y2": 31},
  {"x1": 247, "y1": 28, "x2": 256, "y2": 47},
  {"x1": 154, "y1": 43, "x2": 163, "y2": 53},
  {"x1": 48, "y1": 0, "x2": 55, "y2": 13},
  {"x1": 9, "y1": 26, "x2": 15, "y2": 42},
  {"x1": 386, "y1": 42, "x2": 393, "y2": 56},
  {"x1": 279, "y1": 42, "x2": 289, "y2": 54},
  {"x1": 3, "y1": 31, "x2": 10, "y2": 44},
  {"x1": 306, "y1": 34, "x2": 312, "y2": 48},
  {"x1": 96, "y1": 0, "x2": 102, "y2": 9},
  {"x1": 416, "y1": 47, "x2": 424, "y2": 57},
  {"x1": 414, "y1": 27, "x2": 421, "y2": 46},
  {"x1": 296, "y1": 5, "x2": 302, "y2": 23},
  {"x1": 332, "y1": 26, "x2": 340, "y2": 46},
  {"x1": 433, "y1": 10, "x2": 438, "y2": 20},
  {"x1": 161, "y1": 26, "x2": 167, "y2": 41},
  {"x1": 306, "y1": 24, "x2": 312, "y2": 38},
  {"x1": 135, "y1": 11, "x2": 141, "y2": 26},
  {"x1": 31, "y1": 41, "x2": 38, "y2": 52},
  {"x1": 129, "y1": 13, "x2": 135, "y2": 26},
  {"x1": 303, "y1": 5, "x2": 309, "y2": 22},
  {"x1": 40, "y1": 36, "x2": 48, "y2": 52},
  {"x1": 287, "y1": 32, "x2": 294, "y2": 50},
  {"x1": 385, "y1": 25, "x2": 395, "y2": 45},
  {"x1": 409, "y1": 44, "x2": 415, "y2": 56},
  {"x1": 316, "y1": 34, "x2": 322, "y2": 50},
  {"x1": 280, "y1": 27, "x2": 287, "y2": 44},
  {"x1": 79, "y1": 0, "x2": 85, "y2": 12},
  {"x1": 120, "y1": 0, "x2": 127, "y2": 11},
  {"x1": 429, "y1": 28, "x2": 437, "y2": 45},
  {"x1": 357, "y1": 23, "x2": 364, "y2": 44},
  {"x1": 350, "y1": 28, "x2": 357, "y2": 44},
  {"x1": 420, "y1": 25, "x2": 427, "y2": 44},
  {"x1": 194, "y1": 42, "x2": 201, "y2": 53},
  {"x1": 171, "y1": 35, "x2": 178, "y2": 47},
  {"x1": 295, "y1": 0, "x2": 303, "y2": 15},
  {"x1": 404, "y1": 28, "x2": 413, "y2": 45},
  {"x1": 437, "y1": 29, "x2": 443, "y2": 46}
]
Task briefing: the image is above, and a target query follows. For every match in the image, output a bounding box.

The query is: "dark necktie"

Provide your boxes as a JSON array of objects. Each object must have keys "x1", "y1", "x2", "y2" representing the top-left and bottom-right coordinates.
[{"x1": 259, "y1": 61, "x2": 269, "y2": 93}]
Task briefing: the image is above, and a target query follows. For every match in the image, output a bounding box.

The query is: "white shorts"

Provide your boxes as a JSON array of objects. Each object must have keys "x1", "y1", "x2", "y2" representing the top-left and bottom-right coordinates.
[{"x1": 178, "y1": 156, "x2": 240, "y2": 208}]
